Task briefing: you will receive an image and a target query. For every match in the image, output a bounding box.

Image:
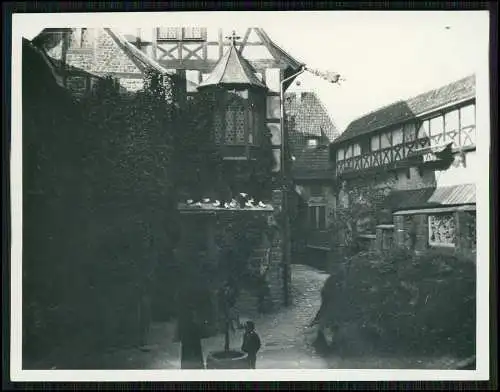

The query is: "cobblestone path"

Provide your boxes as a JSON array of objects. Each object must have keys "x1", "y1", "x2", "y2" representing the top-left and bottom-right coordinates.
[
  {"x1": 141, "y1": 263, "x2": 330, "y2": 369},
  {"x1": 42, "y1": 263, "x2": 465, "y2": 370}
]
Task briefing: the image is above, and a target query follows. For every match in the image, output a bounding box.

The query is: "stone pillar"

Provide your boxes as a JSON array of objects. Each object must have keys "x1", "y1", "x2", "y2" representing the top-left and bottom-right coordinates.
[
  {"x1": 271, "y1": 189, "x2": 290, "y2": 307},
  {"x1": 394, "y1": 215, "x2": 406, "y2": 248},
  {"x1": 455, "y1": 210, "x2": 472, "y2": 251},
  {"x1": 414, "y1": 214, "x2": 429, "y2": 253}
]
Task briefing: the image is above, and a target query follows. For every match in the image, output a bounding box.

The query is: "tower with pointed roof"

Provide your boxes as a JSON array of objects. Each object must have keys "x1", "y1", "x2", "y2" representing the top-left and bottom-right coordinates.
[{"x1": 197, "y1": 31, "x2": 268, "y2": 161}]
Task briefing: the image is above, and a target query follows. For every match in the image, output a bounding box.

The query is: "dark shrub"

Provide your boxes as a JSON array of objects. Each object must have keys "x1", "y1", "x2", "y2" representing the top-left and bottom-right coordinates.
[{"x1": 317, "y1": 248, "x2": 476, "y2": 357}]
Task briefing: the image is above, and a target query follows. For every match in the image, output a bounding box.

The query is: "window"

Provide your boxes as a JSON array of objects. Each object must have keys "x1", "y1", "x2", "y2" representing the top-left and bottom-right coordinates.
[
  {"x1": 403, "y1": 123, "x2": 417, "y2": 142},
  {"x1": 69, "y1": 28, "x2": 93, "y2": 49},
  {"x1": 353, "y1": 143, "x2": 361, "y2": 156},
  {"x1": 429, "y1": 115, "x2": 444, "y2": 137},
  {"x1": 460, "y1": 104, "x2": 475, "y2": 128},
  {"x1": 309, "y1": 205, "x2": 327, "y2": 230},
  {"x1": 418, "y1": 120, "x2": 430, "y2": 138},
  {"x1": 183, "y1": 27, "x2": 203, "y2": 40},
  {"x1": 213, "y1": 112, "x2": 223, "y2": 145},
  {"x1": 370, "y1": 135, "x2": 381, "y2": 151},
  {"x1": 217, "y1": 94, "x2": 260, "y2": 146},
  {"x1": 157, "y1": 27, "x2": 205, "y2": 41},
  {"x1": 336, "y1": 148, "x2": 345, "y2": 161},
  {"x1": 460, "y1": 103, "x2": 476, "y2": 146},
  {"x1": 428, "y1": 213, "x2": 456, "y2": 247},
  {"x1": 158, "y1": 28, "x2": 180, "y2": 40},
  {"x1": 445, "y1": 110, "x2": 460, "y2": 132},
  {"x1": 392, "y1": 127, "x2": 404, "y2": 145},
  {"x1": 224, "y1": 102, "x2": 246, "y2": 144},
  {"x1": 345, "y1": 145, "x2": 353, "y2": 159},
  {"x1": 307, "y1": 138, "x2": 319, "y2": 148},
  {"x1": 380, "y1": 131, "x2": 392, "y2": 148}
]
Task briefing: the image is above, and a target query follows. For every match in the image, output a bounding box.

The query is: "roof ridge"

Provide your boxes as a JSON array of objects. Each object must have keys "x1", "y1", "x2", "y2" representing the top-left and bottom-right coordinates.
[
  {"x1": 336, "y1": 73, "x2": 476, "y2": 142},
  {"x1": 220, "y1": 45, "x2": 234, "y2": 83},
  {"x1": 405, "y1": 74, "x2": 475, "y2": 106},
  {"x1": 106, "y1": 28, "x2": 171, "y2": 75},
  {"x1": 230, "y1": 44, "x2": 261, "y2": 85},
  {"x1": 255, "y1": 28, "x2": 304, "y2": 69},
  {"x1": 349, "y1": 74, "x2": 476, "y2": 126}
]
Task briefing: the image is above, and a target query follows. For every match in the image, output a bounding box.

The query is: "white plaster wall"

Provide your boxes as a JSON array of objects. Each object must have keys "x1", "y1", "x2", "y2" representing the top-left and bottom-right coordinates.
[{"x1": 435, "y1": 150, "x2": 477, "y2": 187}]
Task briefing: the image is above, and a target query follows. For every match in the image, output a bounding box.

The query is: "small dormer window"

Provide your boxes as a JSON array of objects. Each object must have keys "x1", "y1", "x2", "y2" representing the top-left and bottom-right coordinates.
[{"x1": 307, "y1": 138, "x2": 319, "y2": 148}]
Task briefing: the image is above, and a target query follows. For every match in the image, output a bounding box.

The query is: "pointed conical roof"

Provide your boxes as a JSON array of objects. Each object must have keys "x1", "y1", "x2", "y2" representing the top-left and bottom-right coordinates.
[{"x1": 198, "y1": 42, "x2": 266, "y2": 89}]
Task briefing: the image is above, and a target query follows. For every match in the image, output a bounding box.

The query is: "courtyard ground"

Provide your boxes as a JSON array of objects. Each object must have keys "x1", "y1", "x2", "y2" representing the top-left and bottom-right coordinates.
[
  {"x1": 80, "y1": 263, "x2": 465, "y2": 370},
  {"x1": 89, "y1": 263, "x2": 330, "y2": 369}
]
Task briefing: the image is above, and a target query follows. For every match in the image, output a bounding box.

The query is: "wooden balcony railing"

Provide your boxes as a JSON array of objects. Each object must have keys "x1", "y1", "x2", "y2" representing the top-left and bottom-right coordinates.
[{"x1": 336, "y1": 126, "x2": 476, "y2": 176}]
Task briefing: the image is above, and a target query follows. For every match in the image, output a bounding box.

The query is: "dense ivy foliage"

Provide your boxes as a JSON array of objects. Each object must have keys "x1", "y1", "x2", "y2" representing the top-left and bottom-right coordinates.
[
  {"x1": 328, "y1": 175, "x2": 393, "y2": 258},
  {"x1": 22, "y1": 44, "x2": 180, "y2": 367},
  {"x1": 23, "y1": 36, "x2": 277, "y2": 366},
  {"x1": 315, "y1": 248, "x2": 476, "y2": 358}
]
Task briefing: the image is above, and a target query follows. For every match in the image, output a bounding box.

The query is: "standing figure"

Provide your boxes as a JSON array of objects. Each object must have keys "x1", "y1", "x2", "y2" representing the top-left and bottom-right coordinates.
[
  {"x1": 241, "y1": 320, "x2": 261, "y2": 369},
  {"x1": 179, "y1": 309, "x2": 205, "y2": 369}
]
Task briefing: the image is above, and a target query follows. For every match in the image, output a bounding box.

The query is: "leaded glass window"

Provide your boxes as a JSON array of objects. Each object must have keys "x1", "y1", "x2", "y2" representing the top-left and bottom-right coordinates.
[
  {"x1": 234, "y1": 105, "x2": 246, "y2": 144},
  {"x1": 428, "y1": 213, "x2": 456, "y2": 247},
  {"x1": 213, "y1": 112, "x2": 223, "y2": 145},
  {"x1": 225, "y1": 106, "x2": 237, "y2": 144},
  {"x1": 157, "y1": 27, "x2": 180, "y2": 40},
  {"x1": 183, "y1": 27, "x2": 203, "y2": 40}
]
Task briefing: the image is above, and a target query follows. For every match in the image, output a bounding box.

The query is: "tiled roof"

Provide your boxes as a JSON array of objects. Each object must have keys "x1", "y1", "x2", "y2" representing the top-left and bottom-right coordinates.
[
  {"x1": 286, "y1": 92, "x2": 339, "y2": 142},
  {"x1": 385, "y1": 183, "x2": 476, "y2": 211},
  {"x1": 335, "y1": 74, "x2": 476, "y2": 145},
  {"x1": 286, "y1": 91, "x2": 339, "y2": 180},
  {"x1": 105, "y1": 29, "x2": 171, "y2": 75},
  {"x1": 291, "y1": 146, "x2": 334, "y2": 180},
  {"x1": 198, "y1": 43, "x2": 267, "y2": 89}
]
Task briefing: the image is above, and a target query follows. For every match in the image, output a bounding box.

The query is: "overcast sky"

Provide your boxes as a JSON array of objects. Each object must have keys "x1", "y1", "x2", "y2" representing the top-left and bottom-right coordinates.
[{"x1": 18, "y1": 11, "x2": 489, "y2": 132}]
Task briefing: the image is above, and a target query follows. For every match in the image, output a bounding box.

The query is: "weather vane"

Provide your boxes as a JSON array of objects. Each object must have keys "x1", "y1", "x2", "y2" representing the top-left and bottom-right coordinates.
[{"x1": 225, "y1": 30, "x2": 241, "y2": 45}]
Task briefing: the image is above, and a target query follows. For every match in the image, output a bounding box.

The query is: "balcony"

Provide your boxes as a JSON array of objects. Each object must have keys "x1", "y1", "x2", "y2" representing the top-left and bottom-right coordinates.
[{"x1": 335, "y1": 126, "x2": 476, "y2": 177}]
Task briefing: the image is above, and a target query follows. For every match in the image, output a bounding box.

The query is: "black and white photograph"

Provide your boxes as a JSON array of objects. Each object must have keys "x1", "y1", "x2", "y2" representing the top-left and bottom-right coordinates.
[{"x1": 9, "y1": 9, "x2": 491, "y2": 382}]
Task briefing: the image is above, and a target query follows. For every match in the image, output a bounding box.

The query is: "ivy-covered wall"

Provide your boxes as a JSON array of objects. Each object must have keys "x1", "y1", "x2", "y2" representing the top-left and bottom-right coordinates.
[{"x1": 174, "y1": 189, "x2": 288, "y2": 332}]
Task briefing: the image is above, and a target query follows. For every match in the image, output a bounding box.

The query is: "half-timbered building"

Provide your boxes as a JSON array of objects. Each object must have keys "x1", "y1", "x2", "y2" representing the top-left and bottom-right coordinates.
[
  {"x1": 330, "y1": 74, "x2": 477, "y2": 254},
  {"x1": 31, "y1": 28, "x2": 173, "y2": 99},
  {"x1": 29, "y1": 26, "x2": 306, "y2": 319},
  {"x1": 284, "y1": 91, "x2": 339, "y2": 263}
]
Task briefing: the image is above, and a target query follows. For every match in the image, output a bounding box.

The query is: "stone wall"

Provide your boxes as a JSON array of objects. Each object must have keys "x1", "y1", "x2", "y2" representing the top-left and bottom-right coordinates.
[
  {"x1": 176, "y1": 190, "x2": 288, "y2": 329},
  {"x1": 42, "y1": 29, "x2": 147, "y2": 97},
  {"x1": 392, "y1": 209, "x2": 476, "y2": 254}
]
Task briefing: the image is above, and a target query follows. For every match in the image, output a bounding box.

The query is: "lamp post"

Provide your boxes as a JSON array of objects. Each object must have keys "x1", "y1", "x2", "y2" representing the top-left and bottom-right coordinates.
[{"x1": 280, "y1": 65, "x2": 343, "y2": 306}]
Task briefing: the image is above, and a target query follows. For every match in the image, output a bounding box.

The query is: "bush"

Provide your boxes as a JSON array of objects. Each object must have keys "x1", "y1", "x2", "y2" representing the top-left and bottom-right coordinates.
[{"x1": 318, "y1": 248, "x2": 476, "y2": 357}]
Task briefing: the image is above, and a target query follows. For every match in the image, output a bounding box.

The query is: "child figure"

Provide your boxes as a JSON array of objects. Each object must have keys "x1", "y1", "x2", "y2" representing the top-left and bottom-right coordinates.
[{"x1": 241, "y1": 320, "x2": 261, "y2": 369}]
